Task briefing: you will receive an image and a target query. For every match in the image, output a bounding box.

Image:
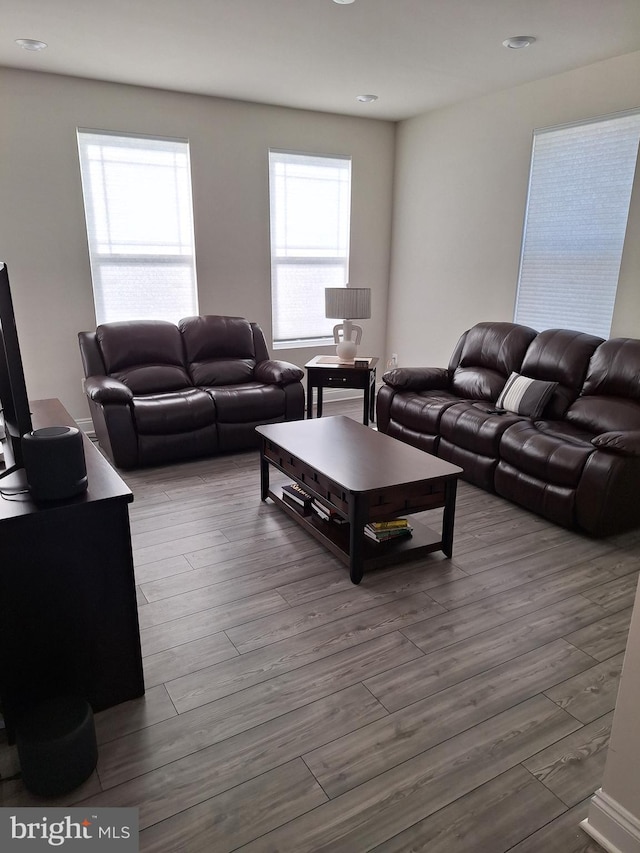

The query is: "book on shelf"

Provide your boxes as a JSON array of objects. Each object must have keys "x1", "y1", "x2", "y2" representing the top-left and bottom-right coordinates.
[
  {"x1": 368, "y1": 519, "x2": 410, "y2": 531},
  {"x1": 364, "y1": 523, "x2": 413, "y2": 543},
  {"x1": 281, "y1": 483, "x2": 313, "y2": 508},
  {"x1": 311, "y1": 499, "x2": 347, "y2": 524}
]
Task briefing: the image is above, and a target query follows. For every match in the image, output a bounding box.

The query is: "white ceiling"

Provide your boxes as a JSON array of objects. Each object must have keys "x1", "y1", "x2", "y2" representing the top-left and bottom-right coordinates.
[{"x1": 1, "y1": 0, "x2": 640, "y2": 121}]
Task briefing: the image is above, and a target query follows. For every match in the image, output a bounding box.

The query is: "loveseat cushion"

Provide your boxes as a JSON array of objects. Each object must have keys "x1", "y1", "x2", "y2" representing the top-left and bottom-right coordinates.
[
  {"x1": 450, "y1": 322, "x2": 537, "y2": 401},
  {"x1": 500, "y1": 420, "x2": 595, "y2": 488},
  {"x1": 191, "y1": 358, "x2": 255, "y2": 386},
  {"x1": 206, "y1": 383, "x2": 286, "y2": 423},
  {"x1": 96, "y1": 320, "x2": 191, "y2": 393},
  {"x1": 132, "y1": 389, "x2": 216, "y2": 435},
  {"x1": 180, "y1": 315, "x2": 258, "y2": 385}
]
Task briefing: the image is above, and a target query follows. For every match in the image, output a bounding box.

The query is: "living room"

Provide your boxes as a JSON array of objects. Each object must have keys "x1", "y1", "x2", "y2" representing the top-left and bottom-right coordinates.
[
  {"x1": 0, "y1": 9, "x2": 638, "y2": 422},
  {"x1": 1, "y1": 1, "x2": 640, "y2": 850}
]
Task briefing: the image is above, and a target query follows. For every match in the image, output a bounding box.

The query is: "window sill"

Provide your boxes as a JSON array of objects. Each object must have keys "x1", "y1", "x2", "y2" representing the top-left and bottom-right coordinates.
[{"x1": 273, "y1": 338, "x2": 334, "y2": 351}]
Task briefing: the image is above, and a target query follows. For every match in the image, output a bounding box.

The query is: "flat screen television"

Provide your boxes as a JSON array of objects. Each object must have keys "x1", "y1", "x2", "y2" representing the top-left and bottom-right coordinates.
[{"x1": 0, "y1": 262, "x2": 33, "y2": 478}]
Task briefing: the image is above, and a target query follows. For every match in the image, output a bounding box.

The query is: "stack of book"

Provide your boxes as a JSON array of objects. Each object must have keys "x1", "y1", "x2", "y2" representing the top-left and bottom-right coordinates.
[
  {"x1": 281, "y1": 482, "x2": 313, "y2": 511},
  {"x1": 311, "y1": 499, "x2": 347, "y2": 525},
  {"x1": 364, "y1": 519, "x2": 413, "y2": 544}
]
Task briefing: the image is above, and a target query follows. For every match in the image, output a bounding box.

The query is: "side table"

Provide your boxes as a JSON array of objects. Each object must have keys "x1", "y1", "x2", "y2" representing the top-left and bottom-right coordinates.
[{"x1": 305, "y1": 356, "x2": 378, "y2": 426}]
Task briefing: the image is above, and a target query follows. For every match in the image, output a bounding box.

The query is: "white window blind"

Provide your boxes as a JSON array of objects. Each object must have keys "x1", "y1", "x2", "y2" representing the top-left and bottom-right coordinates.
[
  {"x1": 514, "y1": 111, "x2": 640, "y2": 338},
  {"x1": 77, "y1": 130, "x2": 198, "y2": 325},
  {"x1": 269, "y1": 150, "x2": 351, "y2": 346}
]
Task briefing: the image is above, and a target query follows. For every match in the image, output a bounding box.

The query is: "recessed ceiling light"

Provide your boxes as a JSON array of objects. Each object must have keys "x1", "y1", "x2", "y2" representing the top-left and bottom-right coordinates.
[
  {"x1": 356, "y1": 94, "x2": 378, "y2": 103},
  {"x1": 333, "y1": 0, "x2": 356, "y2": 5},
  {"x1": 502, "y1": 36, "x2": 536, "y2": 49},
  {"x1": 15, "y1": 38, "x2": 48, "y2": 51}
]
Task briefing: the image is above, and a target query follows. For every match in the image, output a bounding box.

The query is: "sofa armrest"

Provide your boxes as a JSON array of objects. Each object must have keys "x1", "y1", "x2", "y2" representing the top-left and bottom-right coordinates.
[
  {"x1": 84, "y1": 375, "x2": 134, "y2": 405},
  {"x1": 255, "y1": 360, "x2": 304, "y2": 386},
  {"x1": 382, "y1": 367, "x2": 451, "y2": 391},
  {"x1": 591, "y1": 430, "x2": 640, "y2": 457}
]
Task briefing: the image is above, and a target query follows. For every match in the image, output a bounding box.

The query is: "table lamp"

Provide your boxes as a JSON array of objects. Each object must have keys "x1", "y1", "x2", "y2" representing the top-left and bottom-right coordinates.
[{"x1": 325, "y1": 287, "x2": 371, "y2": 362}]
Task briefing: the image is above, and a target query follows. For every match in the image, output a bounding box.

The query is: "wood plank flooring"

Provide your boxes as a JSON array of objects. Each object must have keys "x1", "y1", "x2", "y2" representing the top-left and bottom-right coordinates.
[{"x1": 2, "y1": 399, "x2": 638, "y2": 852}]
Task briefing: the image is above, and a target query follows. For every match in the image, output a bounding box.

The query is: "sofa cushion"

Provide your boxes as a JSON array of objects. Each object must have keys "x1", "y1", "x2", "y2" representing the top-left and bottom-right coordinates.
[
  {"x1": 581, "y1": 338, "x2": 640, "y2": 399},
  {"x1": 132, "y1": 389, "x2": 216, "y2": 435},
  {"x1": 438, "y1": 439, "x2": 498, "y2": 492},
  {"x1": 565, "y1": 338, "x2": 640, "y2": 434},
  {"x1": 518, "y1": 328, "x2": 604, "y2": 418},
  {"x1": 450, "y1": 322, "x2": 537, "y2": 401},
  {"x1": 495, "y1": 462, "x2": 577, "y2": 530},
  {"x1": 96, "y1": 320, "x2": 191, "y2": 394},
  {"x1": 387, "y1": 390, "x2": 463, "y2": 434},
  {"x1": 499, "y1": 420, "x2": 595, "y2": 488},
  {"x1": 496, "y1": 373, "x2": 557, "y2": 418},
  {"x1": 439, "y1": 401, "x2": 522, "y2": 456},
  {"x1": 566, "y1": 396, "x2": 640, "y2": 435}
]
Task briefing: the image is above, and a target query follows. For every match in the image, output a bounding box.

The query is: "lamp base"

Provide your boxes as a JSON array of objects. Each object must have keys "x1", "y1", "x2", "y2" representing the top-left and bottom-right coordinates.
[
  {"x1": 336, "y1": 339, "x2": 358, "y2": 362},
  {"x1": 332, "y1": 321, "x2": 363, "y2": 362}
]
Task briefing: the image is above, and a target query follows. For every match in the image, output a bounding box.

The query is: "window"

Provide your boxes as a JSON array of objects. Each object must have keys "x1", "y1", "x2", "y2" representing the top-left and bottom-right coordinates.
[
  {"x1": 514, "y1": 110, "x2": 640, "y2": 338},
  {"x1": 269, "y1": 150, "x2": 351, "y2": 347},
  {"x1": 77, "y1": 130, "x2": 198, "y2": 325}
]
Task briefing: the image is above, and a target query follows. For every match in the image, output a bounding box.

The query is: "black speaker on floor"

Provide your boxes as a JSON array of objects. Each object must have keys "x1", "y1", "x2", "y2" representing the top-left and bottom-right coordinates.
[{"x1": 22, "y1": 426, "x2": 88, "y2": 501}]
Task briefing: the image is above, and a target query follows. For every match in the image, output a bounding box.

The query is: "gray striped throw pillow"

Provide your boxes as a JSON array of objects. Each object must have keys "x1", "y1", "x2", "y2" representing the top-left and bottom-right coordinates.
[{"x1": 496, "y1": 372, "x2": 557, "y2": 418}]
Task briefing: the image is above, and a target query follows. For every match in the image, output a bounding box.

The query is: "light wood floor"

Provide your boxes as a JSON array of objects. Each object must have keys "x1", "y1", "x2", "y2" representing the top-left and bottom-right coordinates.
[{"x1": 2, "y1": 398, "x2": 639, "y2": 852}]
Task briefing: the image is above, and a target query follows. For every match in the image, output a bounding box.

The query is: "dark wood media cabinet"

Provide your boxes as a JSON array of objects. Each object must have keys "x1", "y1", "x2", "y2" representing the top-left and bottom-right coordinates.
[{"x1": 0, "y1": 399, "x2": 144, "y2": 737}]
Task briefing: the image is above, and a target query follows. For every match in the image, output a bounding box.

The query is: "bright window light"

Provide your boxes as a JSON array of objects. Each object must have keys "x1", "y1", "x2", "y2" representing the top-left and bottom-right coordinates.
[
  {"x1": 77, "y1": 130, "x2": 198, "y2": 325},
  {"x1": 514, "y1": 110, "x2": 640, "y2": 338},
  {"x1": 269, "y1": 150, "x2": 352, "y2": 347}
]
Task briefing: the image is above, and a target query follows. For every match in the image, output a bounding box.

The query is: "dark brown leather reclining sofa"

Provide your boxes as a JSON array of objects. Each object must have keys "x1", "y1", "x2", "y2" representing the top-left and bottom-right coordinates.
[
  {"x1": 79, "y1": 315, "x2": 305, "y2": 469},
  {"x1": 377, "y1": 322, "x2": 640, "y2": 536}
]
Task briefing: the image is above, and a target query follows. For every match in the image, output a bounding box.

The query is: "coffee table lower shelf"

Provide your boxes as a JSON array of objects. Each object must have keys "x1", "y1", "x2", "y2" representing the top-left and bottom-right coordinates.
[{"x1": 268, "y1": 489, "x2": 444, "y2": 576}]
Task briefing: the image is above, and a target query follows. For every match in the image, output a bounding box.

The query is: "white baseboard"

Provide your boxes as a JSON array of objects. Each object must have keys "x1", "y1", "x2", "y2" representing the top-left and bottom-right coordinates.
[
  {"x1": 581, "y1": 789, "x2": 640, "y2": 853},
  {"x1": 76, "y1": 417, "x2": 96, "y2": 439},
  {"x1": 316, "y1": 386, "x2": 380, "y2": 403}
]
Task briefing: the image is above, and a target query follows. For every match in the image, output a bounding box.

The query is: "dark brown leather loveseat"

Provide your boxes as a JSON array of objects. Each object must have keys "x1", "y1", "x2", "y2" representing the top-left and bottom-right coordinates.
[
  {"x1": 377, "y1": 322, "x2": 640, "y2": 536},
  {"x1": 78, "y1": 315, "x2": 305, "y2": 469}
]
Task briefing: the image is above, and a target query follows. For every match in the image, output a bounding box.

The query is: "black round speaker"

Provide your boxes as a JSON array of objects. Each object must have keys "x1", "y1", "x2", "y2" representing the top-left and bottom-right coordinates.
[{"x1": 22, "y1": 426, "x2": 88, "y2": 501}]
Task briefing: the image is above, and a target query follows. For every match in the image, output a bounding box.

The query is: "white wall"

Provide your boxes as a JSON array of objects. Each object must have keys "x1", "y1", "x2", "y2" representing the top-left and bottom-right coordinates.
[
  {"x1": 0, "y1": 68, "x2": 395, "y2": 422},
  {"x1": 388, "y1": 50, "x2": 640, "y2": 369}
]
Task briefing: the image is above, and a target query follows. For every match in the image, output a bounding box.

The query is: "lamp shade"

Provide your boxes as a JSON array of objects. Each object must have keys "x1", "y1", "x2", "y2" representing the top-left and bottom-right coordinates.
[{"x1": 325, "y1": 287, "x2": 371, "y2": 320}]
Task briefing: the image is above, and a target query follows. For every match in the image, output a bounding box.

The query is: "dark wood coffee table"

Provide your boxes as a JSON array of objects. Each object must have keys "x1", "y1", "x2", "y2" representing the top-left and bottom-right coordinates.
[{"x1": 256, "y1": 416, "x2": 462, "y2": 584}]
